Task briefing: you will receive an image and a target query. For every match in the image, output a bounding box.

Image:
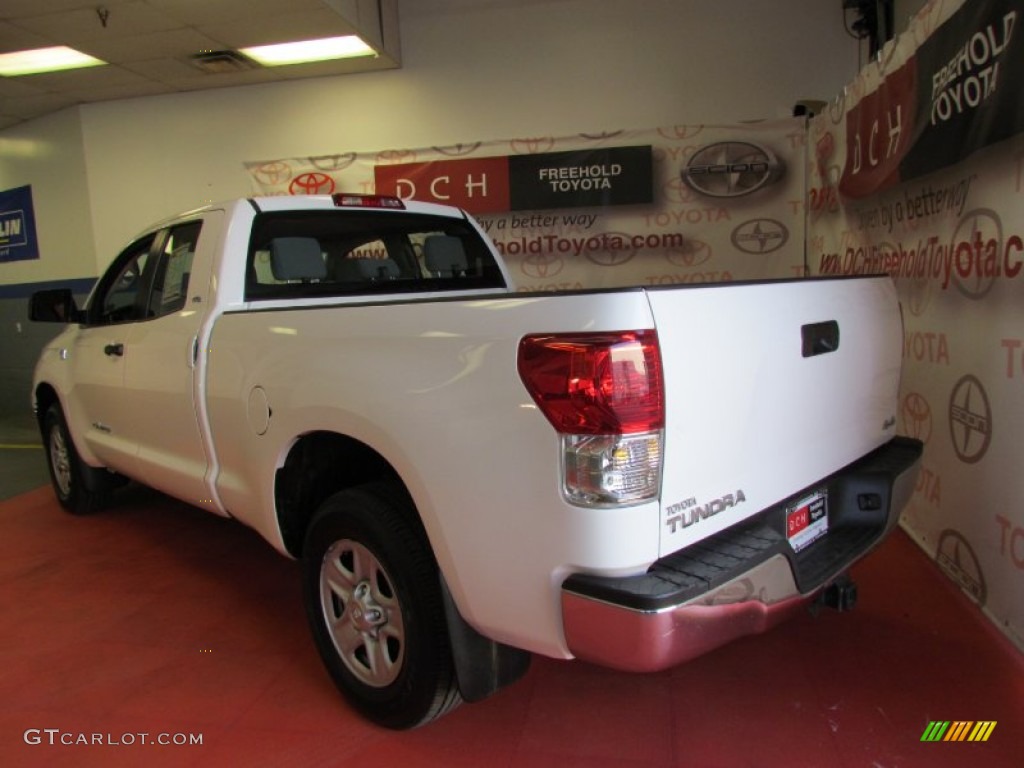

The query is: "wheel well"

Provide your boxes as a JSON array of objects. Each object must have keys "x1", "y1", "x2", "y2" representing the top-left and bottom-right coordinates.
[
  {"x1": 275, "y1": 432, "x2": 411, "y2": 558},
  {"x1": 34, "y1": 384, "x2": 59, "y2": 429}
]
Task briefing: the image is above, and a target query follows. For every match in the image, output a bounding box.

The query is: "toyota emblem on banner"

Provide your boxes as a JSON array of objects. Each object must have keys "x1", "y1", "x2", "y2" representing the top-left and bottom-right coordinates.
[
  {"x1": 289, "y1": 172, "x2": 335, "y2": 195},
  {"x1": 520, "y1": 252, "x2": 564, "y2": 280},
  {"x1": 681, "y1": 141, "x2": 784, "y2": 197},
  {"x1": 901, "y1": 392, "x2": 932, "y2": 443}
]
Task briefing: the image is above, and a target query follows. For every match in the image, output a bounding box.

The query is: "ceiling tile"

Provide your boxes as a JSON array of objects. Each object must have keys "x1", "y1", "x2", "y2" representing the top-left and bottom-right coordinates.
[
  {"x1": 76, "y1": 27, "x2": 228, "y2": 64},
  {"x1": 198, "y1": 9, "x2": 359, "y2": 48},
  {"x1": 0, "y1": 0, "x2": 401, "y2": 128},
  {"x1": 13, "y1": 2, "x2": 184, "y2": 44}
]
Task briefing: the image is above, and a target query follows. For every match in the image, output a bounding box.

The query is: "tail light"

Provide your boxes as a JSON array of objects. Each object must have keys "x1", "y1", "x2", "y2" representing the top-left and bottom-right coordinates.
[
  {"x1": 332, "y1": 193, "x2": 405, "y2": 209},
  {"x1": 518, "y1": 331, "x2": 664, "y2": 506}
]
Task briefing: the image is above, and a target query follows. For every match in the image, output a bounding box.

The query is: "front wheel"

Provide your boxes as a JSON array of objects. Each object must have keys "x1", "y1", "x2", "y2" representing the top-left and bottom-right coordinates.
[
  {"x1": 42, "y1": 404, "x2": 111, "y2": 515},
  {"x1": 302, "y1": 483, "x2": 461, "y2": 729}
]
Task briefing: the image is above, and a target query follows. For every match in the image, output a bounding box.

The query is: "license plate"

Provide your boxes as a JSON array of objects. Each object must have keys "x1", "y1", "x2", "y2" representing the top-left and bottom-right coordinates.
[{"x1": 786, "y1": 490, "x2": 828, "y2": 552}]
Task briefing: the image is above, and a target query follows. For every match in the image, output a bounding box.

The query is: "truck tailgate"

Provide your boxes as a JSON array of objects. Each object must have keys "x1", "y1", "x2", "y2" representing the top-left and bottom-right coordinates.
[{"x1": 649, "y1": 276, "x2": 903, "y2": 557}]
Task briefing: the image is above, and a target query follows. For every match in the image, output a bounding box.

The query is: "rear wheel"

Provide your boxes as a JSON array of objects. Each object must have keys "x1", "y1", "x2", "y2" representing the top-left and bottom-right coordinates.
[
  {"x1": 302, "y1": 483, "x2": 461, "y2": 729},
  {"x1": 42, "y1": 404, "x2": 111, "y2": 515}
]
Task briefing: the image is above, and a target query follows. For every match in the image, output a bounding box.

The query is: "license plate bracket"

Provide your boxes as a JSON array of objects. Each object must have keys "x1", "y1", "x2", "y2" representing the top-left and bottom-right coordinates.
[{"x1": 786, "y1": 489, "x2": 828, "y2": 552}]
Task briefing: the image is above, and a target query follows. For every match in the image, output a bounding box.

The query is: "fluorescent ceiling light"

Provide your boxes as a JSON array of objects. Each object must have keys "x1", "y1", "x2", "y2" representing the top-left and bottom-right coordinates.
[
  {"x1": 0, "y1": 46, "x2": 106, "y2": 77},
  {"x1": 240, "y1": 35, "x2": 375, "y2": 67}
]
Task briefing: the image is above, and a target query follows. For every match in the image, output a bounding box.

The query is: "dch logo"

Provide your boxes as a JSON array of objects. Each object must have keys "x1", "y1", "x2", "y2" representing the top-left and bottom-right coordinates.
[
  {"x1": 289, "y1": 172, "x2": 335, "y2": 195},
  {"x1": 948, "y1": 374, "x2": 991, "y2": 464},
  {"x1": 730, "y1": 219, "x2": 788, "y2": 254},
  {"x1": 935, "y1": 529, "x2": 987, "y2": 605},
  {"x1": 901, "y1": 392, "x2": 932, "y2": 443},
  {"x1": 681, "y1": 142, "x2": 784, "y2": 198}
]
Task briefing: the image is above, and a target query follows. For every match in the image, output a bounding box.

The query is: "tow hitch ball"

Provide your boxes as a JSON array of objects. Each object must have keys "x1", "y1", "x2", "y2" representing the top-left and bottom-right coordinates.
[{"x1": 820, "y1": 575, "x2": 858, "y2": 612}]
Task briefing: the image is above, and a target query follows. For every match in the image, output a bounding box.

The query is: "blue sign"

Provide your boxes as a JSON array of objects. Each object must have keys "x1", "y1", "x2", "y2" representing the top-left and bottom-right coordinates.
[{"x1": 0, "y1": 185, "x2": 39, "y2": 263}]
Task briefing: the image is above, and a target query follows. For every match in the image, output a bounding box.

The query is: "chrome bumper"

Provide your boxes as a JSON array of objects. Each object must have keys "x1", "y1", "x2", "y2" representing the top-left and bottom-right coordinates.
[{"x1": 560, "y1": 436, "x2": 923, "y2": 672}]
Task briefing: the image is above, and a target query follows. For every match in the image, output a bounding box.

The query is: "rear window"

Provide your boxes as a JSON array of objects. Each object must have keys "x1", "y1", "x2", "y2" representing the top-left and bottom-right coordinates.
[{"x1": 245, "y1": 210, "x2": 505, "y2": 300}]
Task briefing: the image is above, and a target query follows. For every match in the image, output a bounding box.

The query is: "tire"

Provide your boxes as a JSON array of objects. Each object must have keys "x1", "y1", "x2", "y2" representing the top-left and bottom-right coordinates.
[
  {"x1": 302, "y1": 483, "x2": 462, "y2": 729},
  {"x1": 42, "y1": 403, "x2": 111, "y2": 515}
]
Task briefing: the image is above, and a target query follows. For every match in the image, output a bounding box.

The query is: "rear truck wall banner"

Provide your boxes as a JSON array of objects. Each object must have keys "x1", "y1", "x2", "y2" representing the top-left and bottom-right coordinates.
[
  {"x1": 837, "y1": 0, "x2": 1024, "y2": 200},
  {"x1": 809, "y1": 0, "x2": 1024, "y2": 651},
  {"x1": 245, "y1": 119, "x2": 808, "y2": 292}
]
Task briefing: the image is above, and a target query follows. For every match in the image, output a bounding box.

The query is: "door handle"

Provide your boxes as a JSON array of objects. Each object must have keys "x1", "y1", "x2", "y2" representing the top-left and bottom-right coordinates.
[
  {"x1": 801, "y1": 321, "x2": 839, "y2": 358},
  {"x1": 104, "y1": 343, "x2": 125, "y2": 357}
]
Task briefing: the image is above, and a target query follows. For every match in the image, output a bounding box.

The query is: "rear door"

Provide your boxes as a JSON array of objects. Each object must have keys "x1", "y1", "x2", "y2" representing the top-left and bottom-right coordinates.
[
  {"x1": 120, "y1": 215, "x2": 219, "y2": 504},
  {"x1": 648, "y1": 276, "x2": 903, "y2": 556}
]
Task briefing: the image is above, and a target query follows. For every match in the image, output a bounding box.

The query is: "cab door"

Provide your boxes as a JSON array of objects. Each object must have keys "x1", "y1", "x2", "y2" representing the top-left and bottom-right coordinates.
[{"x1": 66, "y1": 233, "x2": 159, "y2": 476}]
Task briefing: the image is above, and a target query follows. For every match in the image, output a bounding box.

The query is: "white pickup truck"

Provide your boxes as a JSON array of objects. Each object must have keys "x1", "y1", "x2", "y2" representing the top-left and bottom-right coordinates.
[{"x1": 30, "y1": 194, "x2": 922, "y2": 728}]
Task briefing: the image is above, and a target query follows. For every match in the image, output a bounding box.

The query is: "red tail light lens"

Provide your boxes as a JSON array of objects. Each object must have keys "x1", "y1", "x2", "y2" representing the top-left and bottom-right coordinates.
[{"x1": 517, "y1": 331, "x2": 664, "y2": 435}]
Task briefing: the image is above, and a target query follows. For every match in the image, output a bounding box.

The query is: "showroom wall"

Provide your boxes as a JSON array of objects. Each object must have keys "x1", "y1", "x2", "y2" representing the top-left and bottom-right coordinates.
[
  {"x1": 0, "y1": 0, "x2": 864, "y2": 422},
  {"x1": 808, "y1": 0, "x2": 1024, "y2": 649}
]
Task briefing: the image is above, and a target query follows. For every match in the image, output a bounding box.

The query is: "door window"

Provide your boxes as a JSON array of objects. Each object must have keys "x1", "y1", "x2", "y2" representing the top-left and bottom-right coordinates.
[{"x1": 90, "y1": 221, "x2": 203, "y2": 325}]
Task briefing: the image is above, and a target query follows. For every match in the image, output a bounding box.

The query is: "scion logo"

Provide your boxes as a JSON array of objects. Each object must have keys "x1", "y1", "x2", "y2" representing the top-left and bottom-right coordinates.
[
  {"x1": 585, "y1": 231, "x2": 637, "y2": 267},
  {"x1": 665, "y1": 240, "x2": 712, "y2": 269},
  {"x1": 520, "y1": 252, "x2": 564, "y2": 280},
  {"x1": 901, "y1": 392, "x2": 933, "y2": 443},
  {"x1": 308, "y1": 153, "x2": 356, "y2": 171},
  {"x1": 948, "y1": 375, "x2": 991, "y2": 464},
  {"x1": 289, "y1": 172, "x2": 335, "y2": 195},
  {"x1": 731, "y1": 218, "x2": 788, "y2": 254},
  {"x1": 935, "y1": 529, "x2": 987, "y2": 605},
  {"x1": 682, "y1": 142, "x2": 784, "y2": 198},
  {"x1": 252, "y1": 161, "x2": 292, "y2": 186}
]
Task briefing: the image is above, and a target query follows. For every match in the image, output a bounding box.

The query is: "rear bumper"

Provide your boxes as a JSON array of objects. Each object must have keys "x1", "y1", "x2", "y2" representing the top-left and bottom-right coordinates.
[{"x1": 560, "y1": 436, "x2": 922, "y2": 672}]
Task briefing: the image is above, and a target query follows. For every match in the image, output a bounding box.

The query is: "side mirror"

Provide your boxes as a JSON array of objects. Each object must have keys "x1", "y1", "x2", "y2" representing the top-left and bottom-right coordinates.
[{"x1": 29, "y1": 288, "x2": 83, "y2": 324}]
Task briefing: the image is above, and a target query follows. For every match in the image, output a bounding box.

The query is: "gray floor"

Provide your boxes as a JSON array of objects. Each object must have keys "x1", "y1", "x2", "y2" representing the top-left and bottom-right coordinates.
[{"x1": 0, "y1": 413, "x2": 51, "y2": 501}]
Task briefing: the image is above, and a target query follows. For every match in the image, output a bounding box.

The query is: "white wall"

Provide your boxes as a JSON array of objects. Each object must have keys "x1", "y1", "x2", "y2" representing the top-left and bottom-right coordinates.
[
  {"x1": 66, "y1": 0, "x2": 861, "y2": 269},
  {"x1": 0, "y1": 109, "x2": 95, "y2": 282}
]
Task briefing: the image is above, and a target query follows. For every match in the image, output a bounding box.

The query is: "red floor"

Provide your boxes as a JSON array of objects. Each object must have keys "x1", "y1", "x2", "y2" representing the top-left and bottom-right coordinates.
[{"x1": 1, "y1": 484, "x2": 1021, "y2": 767}]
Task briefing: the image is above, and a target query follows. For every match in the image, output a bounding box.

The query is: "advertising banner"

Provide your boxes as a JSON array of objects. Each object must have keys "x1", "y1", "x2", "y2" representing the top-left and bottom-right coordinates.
[
  {"x1": 245, "y1": 119, "x2": 808, "y2": 292},
  {"x1": 809, "y1": 0, "x2": 1024, "y2": 649},
  {"x1": 838, "y1": 0, "x2": 1024, "y2": 199},
  {"x1": 0, "y1": 185, "x2": 40, "y2": 263}
]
